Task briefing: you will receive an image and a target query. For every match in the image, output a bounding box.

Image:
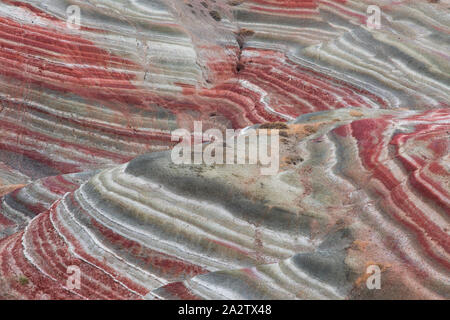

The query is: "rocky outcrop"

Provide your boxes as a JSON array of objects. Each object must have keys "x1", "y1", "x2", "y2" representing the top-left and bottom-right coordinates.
[{"x1": 0, "y1": 0, "x2": 448, "y2": 299}]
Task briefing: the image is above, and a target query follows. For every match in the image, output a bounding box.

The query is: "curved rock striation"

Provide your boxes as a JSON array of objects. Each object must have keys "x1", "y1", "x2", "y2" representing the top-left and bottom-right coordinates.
[
  {"x1": 0, "y1": 108, "x2": 448, "y2": 299},
  {"x1": 0, "y1": 170, "x2": 100, "y2": 239},
  {"x1": 0, "y1": 0, "x2": 448, "y2": 299},
  {"x1": 0, "y1": 0, "x2": 448, "y2": 178}
]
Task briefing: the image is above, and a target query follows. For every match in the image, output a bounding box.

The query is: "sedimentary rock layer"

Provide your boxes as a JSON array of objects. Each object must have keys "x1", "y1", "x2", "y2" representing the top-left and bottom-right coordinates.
[
  {"x1": 1, "y1": 0, "x2": 448, "y2": 178},
  {"x1": 0, "y1": 170, "x2": 100, "y2": 239},
  {"x1": 0, "y1": 0, "x2": 448, "y2": 299},
  {"x1": 1, "y1": 108, "x2": 448, "y2": 299}
]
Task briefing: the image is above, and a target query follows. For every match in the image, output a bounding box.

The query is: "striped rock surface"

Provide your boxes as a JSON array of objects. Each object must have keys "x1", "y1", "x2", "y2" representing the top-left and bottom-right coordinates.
[
  {"x1": 0, "y1": 170, "x2": 100, "y2": 239},
  {"x1": 0, "y1": 0, "x2": 449, "y2": 176},
  {"x1": 0, "y1": 0, "x2": 449, "y2": 299},
  {"x1": 1, "y1": 108, "x2": 448, "y2": 299}
]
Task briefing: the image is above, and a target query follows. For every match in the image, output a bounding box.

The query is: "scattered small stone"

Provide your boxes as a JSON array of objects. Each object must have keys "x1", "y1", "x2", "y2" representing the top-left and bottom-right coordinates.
[
  {"x1": 304, "y1": 125, "x2": 317, "y2": 134},
  {"x1": 228, "y1": 0, "x2": 245, "y2": 6},
  {"x1": 259, "y1": 122, "x2": 289, "y2": 130},
  {"x1": 209, "y1": 10, "x2": 221, "y2": 21},
  {"x1": 18, "y1": 275, "x2": 29, "y2": 286},
  {"x1": 238, "y1": 28, "x2": 255, "y2": 37}
]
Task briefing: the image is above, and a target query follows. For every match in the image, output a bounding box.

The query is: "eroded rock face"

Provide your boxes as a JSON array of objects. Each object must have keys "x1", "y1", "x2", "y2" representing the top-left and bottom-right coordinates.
[
  {"x1": 0, "y1": 0, "x2": 448, "y2": 299},
  {"x1": 1, "y1": 108, "x2": 448, "y2": 299}
]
